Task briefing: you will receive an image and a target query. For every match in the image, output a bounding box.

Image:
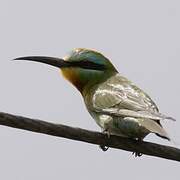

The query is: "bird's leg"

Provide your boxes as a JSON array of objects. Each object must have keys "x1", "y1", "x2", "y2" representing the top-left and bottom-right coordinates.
[
  {"x1": 99, "y1": 128, "x2": 110, "y2": 152},
  {"x1": 132, "y1": 138, "x2": 143, "y2": 157},
  {"x1": 102, "y1": 129, "x2": 111, "y2": 138}
]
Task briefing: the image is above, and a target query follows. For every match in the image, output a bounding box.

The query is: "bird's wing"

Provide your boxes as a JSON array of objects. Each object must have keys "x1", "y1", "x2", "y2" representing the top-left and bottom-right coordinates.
[{"x1": 91, "y1": 74, "x2": 175, "y2": 121}]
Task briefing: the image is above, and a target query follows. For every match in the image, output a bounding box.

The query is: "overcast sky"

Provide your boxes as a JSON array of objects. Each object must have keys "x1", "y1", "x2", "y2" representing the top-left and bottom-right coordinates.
[{"x1": 0, "y1": 0, "x2": 180, "y2": 179}]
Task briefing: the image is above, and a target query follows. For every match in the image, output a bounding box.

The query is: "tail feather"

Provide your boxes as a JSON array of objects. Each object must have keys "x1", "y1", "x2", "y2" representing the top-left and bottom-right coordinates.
[
  {"x1": 138, "y1": 118, "x2": 170, "y2": 140},
  {"x1": 155, "y1": 133, "x2": 170, "y2": 141}
]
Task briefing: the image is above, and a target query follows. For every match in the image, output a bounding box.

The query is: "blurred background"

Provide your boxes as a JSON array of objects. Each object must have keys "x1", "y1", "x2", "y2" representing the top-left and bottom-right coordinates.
[{"x1": 0, "y1": 0, "x2": 179, "y2": 179}]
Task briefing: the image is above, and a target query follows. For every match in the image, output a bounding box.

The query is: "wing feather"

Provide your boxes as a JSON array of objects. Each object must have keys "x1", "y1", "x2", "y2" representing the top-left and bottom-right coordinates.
[{"x1": 91, "y1": 74, "x2": 175, "y2": 121}]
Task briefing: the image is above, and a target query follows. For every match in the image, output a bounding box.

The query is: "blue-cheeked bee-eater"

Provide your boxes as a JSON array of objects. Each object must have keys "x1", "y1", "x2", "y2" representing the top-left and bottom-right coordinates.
[{"x1": 14, "y1": 48, "x2": 175, "y2": 155}]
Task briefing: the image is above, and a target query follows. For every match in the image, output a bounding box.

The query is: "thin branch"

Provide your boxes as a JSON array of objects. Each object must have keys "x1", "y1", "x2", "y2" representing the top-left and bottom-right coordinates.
[{"x1": 0, "y1": 112, "x2": 180, "y2": 162}]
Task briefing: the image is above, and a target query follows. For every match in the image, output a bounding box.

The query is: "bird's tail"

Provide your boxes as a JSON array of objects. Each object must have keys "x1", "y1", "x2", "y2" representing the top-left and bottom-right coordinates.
[{"x1": 138, "y1": 118, "x2": 171, "y2": 140}]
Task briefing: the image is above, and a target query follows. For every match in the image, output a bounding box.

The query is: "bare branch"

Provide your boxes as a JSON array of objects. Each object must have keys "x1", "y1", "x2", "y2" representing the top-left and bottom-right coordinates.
[{"x1": 0, "y1": 112, "x2": 180, "y2": 162}]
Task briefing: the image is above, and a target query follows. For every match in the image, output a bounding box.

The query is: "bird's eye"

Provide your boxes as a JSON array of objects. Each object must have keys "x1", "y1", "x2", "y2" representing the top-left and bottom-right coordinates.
[{"x1": 68, "y1": 60, "x2": 106, "y2": 71}]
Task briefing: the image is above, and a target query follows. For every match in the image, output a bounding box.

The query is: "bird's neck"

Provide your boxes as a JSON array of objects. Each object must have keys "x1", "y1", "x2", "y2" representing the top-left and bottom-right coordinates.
[
  {"x1": 81, "y1": 71, "x2": 117, "y2": 97},
  {"x1": 61, "y1": 68, "x2": 116, "y2": 94}
]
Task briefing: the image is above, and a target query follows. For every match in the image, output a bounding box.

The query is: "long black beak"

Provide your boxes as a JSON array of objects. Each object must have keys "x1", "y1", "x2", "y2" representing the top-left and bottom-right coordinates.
[
  {"x1": 14, "y1": 56, "x2": 108, "y2": 71},
  {"x1": 14, "y1": 56, "x2": 69, "y2": 68}
]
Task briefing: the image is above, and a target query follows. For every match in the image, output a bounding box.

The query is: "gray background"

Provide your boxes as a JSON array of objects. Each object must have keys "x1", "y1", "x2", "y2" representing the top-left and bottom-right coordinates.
[{"x1": 0, "y1": 0, "x2": 180, "y2": 179}]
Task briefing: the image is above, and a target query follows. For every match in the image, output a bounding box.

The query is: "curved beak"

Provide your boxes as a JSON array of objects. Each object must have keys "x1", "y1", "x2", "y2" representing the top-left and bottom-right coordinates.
[{"x1": 14, "y1": 56, "x2": 69, "y2": 68}]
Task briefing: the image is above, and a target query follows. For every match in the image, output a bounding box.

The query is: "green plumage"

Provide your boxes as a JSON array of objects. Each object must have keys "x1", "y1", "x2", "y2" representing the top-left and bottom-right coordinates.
[
  {"x1": 65, "y1": 48, "x2": 173, "y2": 140},
  {"x1": 15, "y1": 48, "x2": 175, "y2": 141}
]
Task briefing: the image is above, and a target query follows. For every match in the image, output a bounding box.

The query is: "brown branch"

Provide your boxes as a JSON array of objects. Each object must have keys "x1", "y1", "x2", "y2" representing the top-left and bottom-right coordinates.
[{"x1": 0, "y1": 111, "x2": 180, "y2": 162}]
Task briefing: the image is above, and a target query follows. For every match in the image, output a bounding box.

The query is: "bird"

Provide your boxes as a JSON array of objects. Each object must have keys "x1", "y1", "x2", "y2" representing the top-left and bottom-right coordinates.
[{"x1": 14, "y1": 48, "x2": 175, "y2": 156}]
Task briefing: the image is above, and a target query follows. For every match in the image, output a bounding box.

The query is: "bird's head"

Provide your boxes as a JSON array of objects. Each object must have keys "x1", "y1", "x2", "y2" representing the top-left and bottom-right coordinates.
[{"x1": 14, "y1": 48, "x2": 118, "y2": 93}]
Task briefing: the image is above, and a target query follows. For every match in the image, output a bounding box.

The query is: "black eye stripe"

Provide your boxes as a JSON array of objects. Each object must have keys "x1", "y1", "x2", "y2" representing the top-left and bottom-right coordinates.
[{"x1": 67, "y1": 60, "x2": 106, "y2": 71}]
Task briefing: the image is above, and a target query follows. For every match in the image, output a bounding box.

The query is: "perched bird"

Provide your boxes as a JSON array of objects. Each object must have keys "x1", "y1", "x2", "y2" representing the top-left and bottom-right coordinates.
[{"x1": 14, "y1": 48, "x2": 175, "y2": 155}]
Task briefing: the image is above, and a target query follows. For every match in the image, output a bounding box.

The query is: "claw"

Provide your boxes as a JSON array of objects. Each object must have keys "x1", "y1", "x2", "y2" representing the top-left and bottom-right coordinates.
[
  {"x1": 132, "y1": 138, "x2": 143, "y2": 157},
  {"x1": 99, "y1": 145, "x2": 109, "y2": 151},
  {"x1": 132, "y1": 151, "x2": 143, "y2": 157}
]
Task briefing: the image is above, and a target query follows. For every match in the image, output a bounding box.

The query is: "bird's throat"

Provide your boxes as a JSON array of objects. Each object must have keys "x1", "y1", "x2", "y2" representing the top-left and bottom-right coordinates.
[
  {"x1": 61, "y1": 67, "x2": 116, "y2": 94},
  {"x1": 61, "y1": 68, "x2": 85, "y2": 92}
]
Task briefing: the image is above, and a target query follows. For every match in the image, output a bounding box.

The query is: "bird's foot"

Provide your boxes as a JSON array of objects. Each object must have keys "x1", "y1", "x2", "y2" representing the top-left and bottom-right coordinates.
[
  {"x1": 132, "y1": 138, "x2": 143, "y2": 157},
  {"x1": 99, "y1": 145, "x2": 109, "y2": 151},
  {"x1": 99, "y1": 129, "x2": 110, "y2": 152},
  {"x1": 132, "y1": 151, "x2": 142, "y2": 157}
]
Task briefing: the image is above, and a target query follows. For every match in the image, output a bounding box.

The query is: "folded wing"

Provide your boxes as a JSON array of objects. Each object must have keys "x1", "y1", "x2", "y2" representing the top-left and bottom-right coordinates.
[{"x1": 90, "y1": 74, "x2": 175, "y2": 139}]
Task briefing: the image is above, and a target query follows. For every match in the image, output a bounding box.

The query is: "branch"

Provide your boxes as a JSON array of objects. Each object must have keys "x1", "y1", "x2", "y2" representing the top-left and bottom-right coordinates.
[{"x1": 0, "y1": 112, "x2": 180, "y2": 162}]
